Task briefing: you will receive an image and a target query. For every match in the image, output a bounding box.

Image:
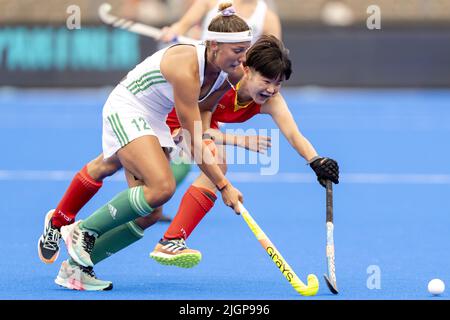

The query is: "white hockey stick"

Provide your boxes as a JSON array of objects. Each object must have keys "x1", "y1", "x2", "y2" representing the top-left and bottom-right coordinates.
[
  {"x1": 98, "y1": 3, "x2": 198, "y2": 44},
  {"x1": 324, "y1": 180, "x2": 338, "y2": 294}
]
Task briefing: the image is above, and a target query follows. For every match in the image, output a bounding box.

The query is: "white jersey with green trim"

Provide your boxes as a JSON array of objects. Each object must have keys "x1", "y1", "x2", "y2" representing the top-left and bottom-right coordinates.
[
  {"x1": 120, "y1": 43, "x2": 228, "y2": 116},
  {"x1": 201, "y1": 0, "x2": 267, "y2": 43}
]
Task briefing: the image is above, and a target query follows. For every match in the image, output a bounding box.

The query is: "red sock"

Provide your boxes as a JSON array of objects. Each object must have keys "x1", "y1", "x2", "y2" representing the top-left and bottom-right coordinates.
[
  {"x1": 164, "y1": 185, "x2": 217, "y2": 240},
  {"x1": 51, "y1": 165, "x2": 103, "y2": 228}
]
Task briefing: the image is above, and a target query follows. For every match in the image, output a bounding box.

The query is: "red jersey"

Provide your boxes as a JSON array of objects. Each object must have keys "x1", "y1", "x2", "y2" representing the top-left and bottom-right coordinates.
[{"x1": 166, "y1": 87, "x2": 261, "y2": 132}]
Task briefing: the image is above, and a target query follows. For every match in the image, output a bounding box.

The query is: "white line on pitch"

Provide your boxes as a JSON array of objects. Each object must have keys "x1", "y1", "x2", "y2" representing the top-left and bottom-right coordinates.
[{"x1": 0, "y1": 170, "x2": 450, "y2": 184}]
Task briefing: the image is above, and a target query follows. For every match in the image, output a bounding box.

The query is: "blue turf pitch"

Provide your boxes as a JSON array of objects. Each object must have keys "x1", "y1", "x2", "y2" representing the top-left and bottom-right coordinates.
[{"x1": 1, "y1": 87, "x2": 449, "y2": 299}]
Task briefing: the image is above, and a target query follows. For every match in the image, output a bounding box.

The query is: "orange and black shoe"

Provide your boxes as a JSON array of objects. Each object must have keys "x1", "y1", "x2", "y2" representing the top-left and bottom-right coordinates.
[
  {"x1": 150, "y1": 238, "x2": 201, "y2": 268},
  {"x1": 38, "y1": 209, "x2": 61, "y2": 264}
]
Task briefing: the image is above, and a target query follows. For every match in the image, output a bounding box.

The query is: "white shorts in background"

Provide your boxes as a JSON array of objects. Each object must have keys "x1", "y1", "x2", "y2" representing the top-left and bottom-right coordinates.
[{"x1": 102, "y1": 84, "x2": 176, "y2": 159}]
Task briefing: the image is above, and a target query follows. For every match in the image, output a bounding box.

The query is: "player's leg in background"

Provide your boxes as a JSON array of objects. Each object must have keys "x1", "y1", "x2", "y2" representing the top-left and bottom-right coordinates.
[
  {"x1": 52, "y1": 154, "x2": 122, "y2": 228},
  {"x1": 38, "y1": 154, "x2": 121, "y2": 264},
  {"x1": 87, "y1": 164, "x2": 166, "y2": 265},
  {"x1": 56, "y1": 163, "x2": 168, "y2": 291},
  {"x1": 61, "y1": 135, "x2": 175, "y2": 268},
  {"x1": 56, "y1": 145, "x2": 185, "y2": 290}
]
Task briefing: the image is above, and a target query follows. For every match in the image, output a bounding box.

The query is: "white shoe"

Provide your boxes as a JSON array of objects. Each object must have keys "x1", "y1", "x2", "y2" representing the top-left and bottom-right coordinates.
[
  {"x1": 61, "y1": 220, "x2": 96, "y2": 267},
  {"x1": 55, "y1": 260, "x2": 112, "y2": 291}
]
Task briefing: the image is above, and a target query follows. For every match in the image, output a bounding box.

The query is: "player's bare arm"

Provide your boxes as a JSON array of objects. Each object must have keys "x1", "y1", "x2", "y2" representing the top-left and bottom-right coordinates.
[
  {"x1": 262, "y1": 93, "x2": 339, "y2": 187},
  {"x1": 161, "y1": 45, "x2": 243, "y2": 211},
  {"x1": 160, "y1": 0, "x2": 211, "y2": 42},
  {"x1": 261, "y1": 93, "x2": 317, "y2": 161}
]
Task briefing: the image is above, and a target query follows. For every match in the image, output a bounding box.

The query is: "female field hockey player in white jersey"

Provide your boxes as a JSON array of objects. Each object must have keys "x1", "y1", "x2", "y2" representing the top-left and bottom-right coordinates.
[
  {"x1": 40, "y1": 3, "x2": 252, "y2": 291},
  {"x1": 159, "y1": 0, "x2": 282, "y2": 43}
]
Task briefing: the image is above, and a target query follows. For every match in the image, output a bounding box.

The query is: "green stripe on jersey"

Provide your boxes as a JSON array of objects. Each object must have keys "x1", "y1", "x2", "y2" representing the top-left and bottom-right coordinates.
[
  {"x1": 128, "y1": 75, "x2": 165, "y2": 92},
  {"x1": 108, "y1": 113, "x2": 129, "y2": 147},
  {"x1": 131, "y1": 79, "x2": 167, "y2": 95},
  {"x1": 107, "y1": 115, "x2": 126, "y2": 147},
  {"x1": 113, "y1": 113, "x2": 129, "y2": 145},
  {"x1": 127, "y1": 70, "x2": 163, "y2": 89}
]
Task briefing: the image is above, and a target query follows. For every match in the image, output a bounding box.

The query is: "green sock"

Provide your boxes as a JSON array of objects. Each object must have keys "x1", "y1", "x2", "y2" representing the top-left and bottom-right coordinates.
[
  {"x1": 90, "y1": 220, "x2": 144, "y2": 265},
  {"x1": 81, "y1": 186, "x2": 152, "y2": 237},
  {"x1": 68, "y1": 221, "x2": 144, "y2": 267},
  {"x1": 171, "y1": 161, "x2": 191, "y2": 186}
]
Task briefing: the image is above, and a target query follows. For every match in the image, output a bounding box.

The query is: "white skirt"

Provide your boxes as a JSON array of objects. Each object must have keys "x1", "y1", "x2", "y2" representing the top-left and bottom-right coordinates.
[{"x1": 102, "y1": 84, "x2": 176, "y2": 159}]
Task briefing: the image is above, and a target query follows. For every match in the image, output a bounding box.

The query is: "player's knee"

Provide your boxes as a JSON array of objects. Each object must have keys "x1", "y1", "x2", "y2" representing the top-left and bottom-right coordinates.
[
  {"x1": 142, "y1": 177, "x2": 176, "y2": 206},
  {"x1": 159, "y1": 179, "x2": 176, "y2": 201},
  {"x1": 88, "y1": 155, "x2": 121, "y2": 180},
  {"x1": 101, "y1": 162, "x2": 121, "y2": 178}
]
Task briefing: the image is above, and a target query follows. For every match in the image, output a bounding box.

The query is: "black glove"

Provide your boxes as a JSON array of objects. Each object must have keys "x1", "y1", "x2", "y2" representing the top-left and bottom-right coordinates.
[{"x1": 309, "y1": 157, "x2": 339, "y2": 187}]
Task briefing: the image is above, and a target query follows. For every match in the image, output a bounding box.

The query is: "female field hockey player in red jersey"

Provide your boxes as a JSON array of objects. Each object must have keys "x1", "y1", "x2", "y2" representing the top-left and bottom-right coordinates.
[{"x1": 150, "y1": 35, "x2": 339, "y2": 267}]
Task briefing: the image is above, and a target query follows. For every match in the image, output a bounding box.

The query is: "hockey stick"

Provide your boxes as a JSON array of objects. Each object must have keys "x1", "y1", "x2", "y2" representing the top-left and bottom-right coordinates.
[
  {"x1": 324, "y1": 180, "x2": 338, "y2": 294},
  {"x1": 238, "y1": 202, "x2": 319, "y2": 296},
  {"x1": 98, "y1": 3, "x2": 198, "y2": 44}
]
